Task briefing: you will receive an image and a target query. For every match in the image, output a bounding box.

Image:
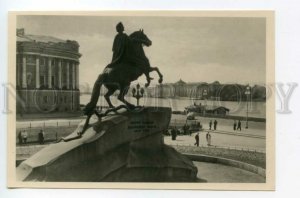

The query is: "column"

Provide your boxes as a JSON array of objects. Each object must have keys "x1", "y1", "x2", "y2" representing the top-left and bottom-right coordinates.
[
  {"x1": 75, "y1": 63, "x2": 79, "y2": 89},
  {"x1": 66, "y1": 62, "x2": 70, "y2": 89},
  {"x1": 17, "y1": 55, "x2": 20, "y2": 87},
  {"x1": 71, "y1": 91, "x2": 74, "y2": 111},
  {"x1": 35, "y1": 56, "x2": 40, "y2": 89},
  {"x1": 72, "y1": 62, "x2": 76, "y2": 89},
  {"x1": 58, "y1": 60, "x2": 62, "y2": 89},
  {"x1": 22, "y1": 56, "x2": 27, "y2": 88},
  {"x1": 48, "y1": 58, "x2": 52, "y2": 89}
]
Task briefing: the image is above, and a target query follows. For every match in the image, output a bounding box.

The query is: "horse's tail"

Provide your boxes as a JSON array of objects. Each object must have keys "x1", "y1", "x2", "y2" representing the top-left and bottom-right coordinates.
[{"x1": 83, "y1": 73, "x2": 105, "y2": 116}]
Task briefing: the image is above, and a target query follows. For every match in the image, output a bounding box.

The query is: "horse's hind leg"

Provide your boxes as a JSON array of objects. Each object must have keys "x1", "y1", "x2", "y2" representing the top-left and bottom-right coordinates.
[
  {"x1": 104, "y1": 87, "x2": 117, "y2": 108},
  {"x1": 80, "y1": 114, "x2": 92, "y2": 135},
  {"x1": 84, "y1": 74, "x2": 104, "y2": 116},
  {"x1": 118, "y1": 85, "x2": 135, "y2": 109}
]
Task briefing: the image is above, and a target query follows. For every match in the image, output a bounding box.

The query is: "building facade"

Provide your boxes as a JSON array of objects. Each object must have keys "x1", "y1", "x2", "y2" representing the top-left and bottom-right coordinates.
[
  {"x1": 152, "y1": 79, "x2": 214, "y2": 99},
  {"x1": 16, "y1": 29, "x2": 82, "y2": 113}
]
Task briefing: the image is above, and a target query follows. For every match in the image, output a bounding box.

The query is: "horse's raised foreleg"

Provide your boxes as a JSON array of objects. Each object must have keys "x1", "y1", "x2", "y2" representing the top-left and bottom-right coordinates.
[
  {"x1": 149, "y1": 67, "x2": 163, "y2": 84},
  {"x1": 144, "y1": 72, "x2": 154, "y2": 87}
]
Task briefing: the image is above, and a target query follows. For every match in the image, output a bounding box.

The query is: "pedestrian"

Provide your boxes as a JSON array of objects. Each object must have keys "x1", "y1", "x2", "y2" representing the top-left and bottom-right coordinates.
[
  {"x1": 237, "y1": 120, "x2": 242, "y2": 131},
  {"x1": 18, "y1": 131, "x2": 22, "y2": 145},
  {"x1": 174, "y1": 126, "x2": 179, "y2": 135},
  {"x1": 213, "y1": 120, "x2": 218, "y2": 130},
  {"x1": 21, "y1": 130, "x2": 28, "y2": 144},
  {"x1": 233, "y1": 120, "x2": 237, "y2": 130},
  {"x1": 209, "y1": 120, "x2": 212, "y2": 130},
  {"x1": 38, "y1": 129, "x2": 45, "y2": 144},
  {"x1": 186, "y1": 125, "x2": 191, "y2": 136},
  {"x1": 182, "y1": 126, "x2": 186, "y2": 135},
  {"x1": 183, "y1": 124, "x2": 189, "y2": 135},
  {"x1": 194, "y1": 133, "x2": 199, "y2": 147},
  {"x1": 206, "y1": 132, "x2": 211, "y2": 146},
  {"x1": 171, "y1": 127, "x2": 177, "y2": 140}
]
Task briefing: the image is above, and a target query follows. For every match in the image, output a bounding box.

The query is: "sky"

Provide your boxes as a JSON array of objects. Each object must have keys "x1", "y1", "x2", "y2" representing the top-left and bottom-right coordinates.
[{"x1": 17, "y1": 15, "x2": 266, "y2": 87}]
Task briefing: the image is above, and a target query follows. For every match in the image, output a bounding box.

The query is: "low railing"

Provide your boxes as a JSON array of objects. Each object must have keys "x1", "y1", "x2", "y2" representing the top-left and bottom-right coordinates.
[
  {"x1": 16, "y1": 121, "x2": 81, "y2": 145},
  {"x1": 168, "y1": 142, "x2": 265, "y2": 153}
]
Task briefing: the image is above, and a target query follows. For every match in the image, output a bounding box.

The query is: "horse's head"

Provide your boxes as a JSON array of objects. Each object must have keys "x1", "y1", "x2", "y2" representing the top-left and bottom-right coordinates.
[{"x1": 129, "y1": 29, "x2": 152, "y2": 47}]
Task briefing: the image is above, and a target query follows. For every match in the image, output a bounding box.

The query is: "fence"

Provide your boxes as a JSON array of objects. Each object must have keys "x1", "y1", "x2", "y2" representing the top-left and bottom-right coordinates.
[
  {"x1": 170, "y1": 142, "x2": 265, "y2": 153},
  {"x1": 169, "y1": 119, "x2": 201, "y2": 127},
  {"x1": 17, "y1": 120, "x2": 82, "y2": 129},
  {"x1": 16, "y1": 120, "x2": 81, "y2": 145},
  {"x1": 172, "y1": 145, "x2": 266, "y2": 168},
  {"x1": 169, "y1": 119, "x2": 186, "y2": 128}
]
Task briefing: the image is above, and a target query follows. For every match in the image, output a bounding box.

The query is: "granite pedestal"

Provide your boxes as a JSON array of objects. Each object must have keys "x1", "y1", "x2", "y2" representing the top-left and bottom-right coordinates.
[{"x1": 17, "y1": 107, "x2": 198, "y2": 182}]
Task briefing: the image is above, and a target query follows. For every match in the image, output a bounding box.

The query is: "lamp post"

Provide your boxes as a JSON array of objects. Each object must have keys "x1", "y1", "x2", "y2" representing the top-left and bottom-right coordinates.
[
  {"x1": 245, "y1": 85, "x2": 251, "y2": 129},
  {"x1": 203, "y1": 89, "x2": 207, "y2": 105},
  {"x1": 132, "y1": 83, "x2": 144, "y2": 106},
  {"x1": 203, "y1": 89, "x2": 208, "y2": 116}
]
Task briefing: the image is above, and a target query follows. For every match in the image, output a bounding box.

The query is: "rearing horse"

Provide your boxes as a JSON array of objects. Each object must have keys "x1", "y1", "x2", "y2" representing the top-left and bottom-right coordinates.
[{"x1": 82, "y1": 29, "x2": 163, "y2": 132}]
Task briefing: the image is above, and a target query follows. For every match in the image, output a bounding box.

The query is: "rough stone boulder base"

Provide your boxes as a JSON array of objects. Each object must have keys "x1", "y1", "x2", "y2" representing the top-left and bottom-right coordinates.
[{"x1": 17, "y1": 107, "x2": 198, "y2": 182}]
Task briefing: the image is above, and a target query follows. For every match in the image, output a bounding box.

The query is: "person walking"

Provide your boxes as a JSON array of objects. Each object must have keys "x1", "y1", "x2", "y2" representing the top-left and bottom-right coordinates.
[
  {"x1": 38, "y1": 129, "x2": 45, "y2": 145},
  {"x1": 209, "y1": 120, "x2": 212, "y2": 130},
  {"x1": 237, "y1": 120, "x2": 242, "y2": 131},
  {"x1": 233, "y1": 120, "x2": 237, "y2": 130},
  {"x1": 213, "y1": 120, "x2": 218, "y2": 130},
  {"x1": 206, "y1": 132, "x2": 211, "y2": 146},
  {"x1": 185, "y1": 124, "x2": 191, "y2": 136},
  {"x1": 18, "y1": 131, "x2": 22, "y2": 145},
  {"x1": 194, "y1": 133, "x2": 200, "y2": 147},
  {"x1": 21, "y1": 130, "x2": 28, "y2": 144},
  {"x1": 171, "y1": 127, "x2": 177, "y2": 140}
]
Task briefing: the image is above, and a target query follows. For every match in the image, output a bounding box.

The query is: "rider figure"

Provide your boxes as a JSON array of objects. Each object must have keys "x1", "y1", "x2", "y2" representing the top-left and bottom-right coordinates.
[
  {"x1": 108, "y1": 22, "x2": 129, "y2": 68},
  {"x1": 107, "y1": 22, "x2": 153, "y2": 86}
]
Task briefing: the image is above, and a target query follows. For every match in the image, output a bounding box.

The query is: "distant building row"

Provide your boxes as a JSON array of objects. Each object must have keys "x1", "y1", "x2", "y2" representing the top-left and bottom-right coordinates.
[{"x1": 147, "y1": 79, "x2": 266, "y2": 101}]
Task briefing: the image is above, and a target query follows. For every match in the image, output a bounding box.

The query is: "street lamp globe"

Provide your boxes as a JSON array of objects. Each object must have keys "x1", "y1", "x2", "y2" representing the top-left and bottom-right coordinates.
[
  {"x1": 132, "y1": 88, "x2": 136, "y2": 95},
  {"x1": 132, "y1": 83, "x2": 144, "y2": 106}
]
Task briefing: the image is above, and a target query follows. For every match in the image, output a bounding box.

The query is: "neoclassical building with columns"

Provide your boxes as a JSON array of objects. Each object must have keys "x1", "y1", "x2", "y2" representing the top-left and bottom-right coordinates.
[{"x1": 16, "y1": 29, "x2": 81, "y2": 113}]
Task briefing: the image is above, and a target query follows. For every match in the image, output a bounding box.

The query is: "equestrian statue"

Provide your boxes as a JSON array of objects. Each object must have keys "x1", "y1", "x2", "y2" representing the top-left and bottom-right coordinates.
[{"x1": 80, "y1": 22, "x2": 163, "y2": 134}]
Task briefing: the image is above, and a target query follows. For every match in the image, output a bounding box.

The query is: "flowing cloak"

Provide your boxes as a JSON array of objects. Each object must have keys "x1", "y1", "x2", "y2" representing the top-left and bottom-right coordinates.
[
  {"x1": 106, "y1": 32, "x2": 150, "y2": 72},
  {"x1": 110, "y1": 33, "x2": 130, "y2": 65}
]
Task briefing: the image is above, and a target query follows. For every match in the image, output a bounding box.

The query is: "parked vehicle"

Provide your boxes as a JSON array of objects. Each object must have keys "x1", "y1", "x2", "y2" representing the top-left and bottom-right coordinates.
[
  {"x1": 186, "y1": 112, "x2": 196, "y2": 120},
  {"x1": 185, "y1": 103, "x2": 230, "y2": 116},
  {"x1": 186, "y1": 120, "x2": 202, "y2": 132}
]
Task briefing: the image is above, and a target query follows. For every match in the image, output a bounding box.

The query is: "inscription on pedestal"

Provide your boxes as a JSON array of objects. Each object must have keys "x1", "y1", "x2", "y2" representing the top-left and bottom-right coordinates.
[{"x1": 128, "y1": 121, "x2": 157, "y2": 133}]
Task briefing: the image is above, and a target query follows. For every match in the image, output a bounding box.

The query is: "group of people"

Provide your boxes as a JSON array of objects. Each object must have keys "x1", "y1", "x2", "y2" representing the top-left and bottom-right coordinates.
[
  {"x1": 209, "y1": 120, "x2": 218, "y2": 130},
  {"x1": 18, "y1": 130, "x2": 28, "y2": 144},
  {"x1": 233, "y1": 120, "x2": 242, "y2": 131},
  {"x1": 209, "y1": 119, "x2": 244, "y2": 131},
  {"x1": 194, "y1": 132, "x2": 212, "y2": 147},
  {"x1": 18, "y1": 129, "x2": 45, "y2": 145},
  {"x1": 192, "y1": 120, "x2": 216, "y2": 147}
]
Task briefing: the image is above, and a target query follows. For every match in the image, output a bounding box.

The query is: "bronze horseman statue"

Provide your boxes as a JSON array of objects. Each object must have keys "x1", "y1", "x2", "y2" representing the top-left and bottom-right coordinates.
[{"x1": 81, "y1": 22, "x2": 163, "y2": 133}]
